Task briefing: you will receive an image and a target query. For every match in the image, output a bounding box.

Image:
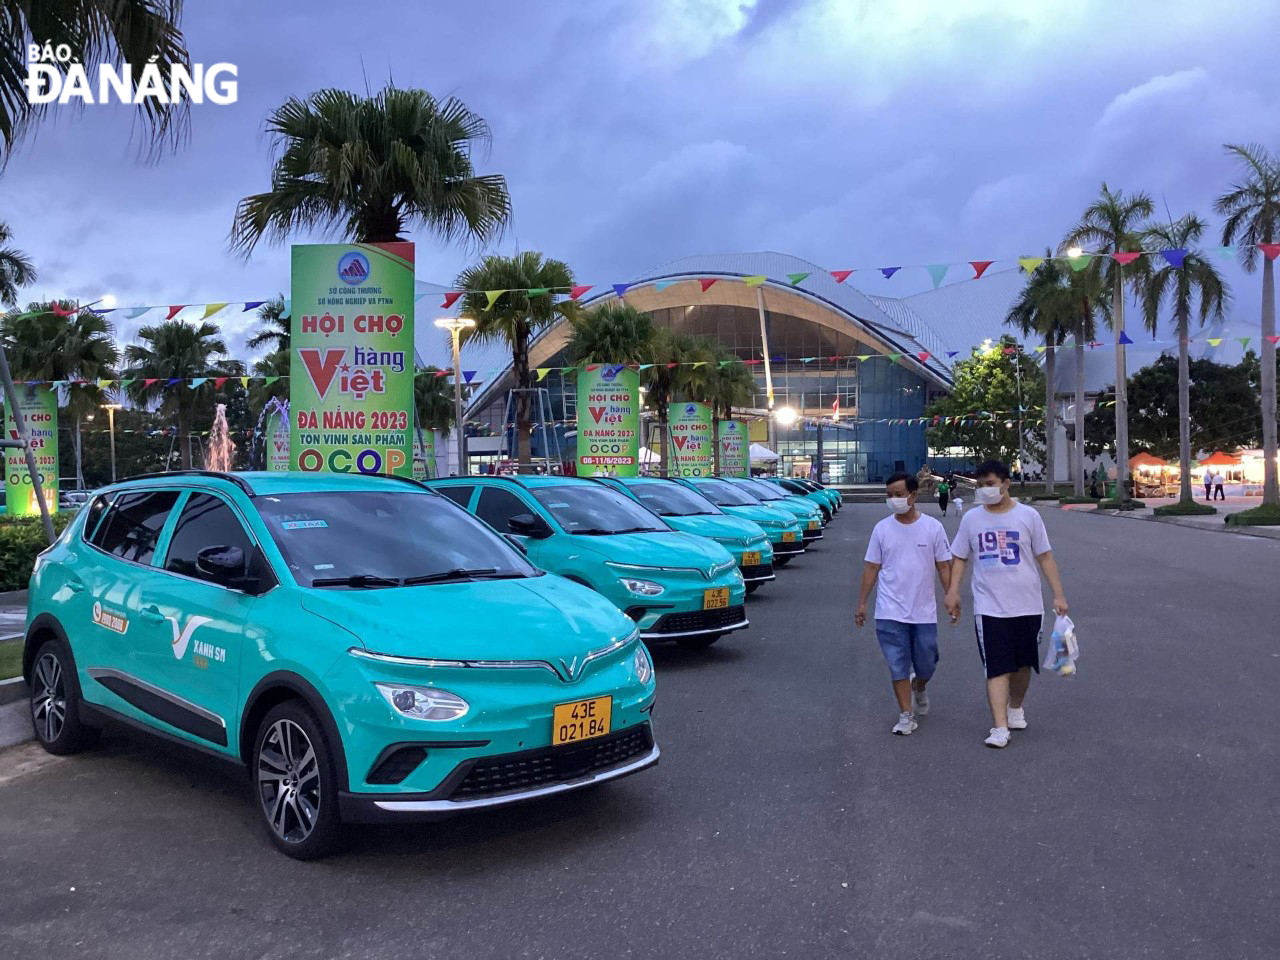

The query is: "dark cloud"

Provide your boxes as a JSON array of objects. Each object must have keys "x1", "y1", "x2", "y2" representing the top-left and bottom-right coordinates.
[{"x1": 4, "y1": 0, "x2": 1279, "y2": 357}]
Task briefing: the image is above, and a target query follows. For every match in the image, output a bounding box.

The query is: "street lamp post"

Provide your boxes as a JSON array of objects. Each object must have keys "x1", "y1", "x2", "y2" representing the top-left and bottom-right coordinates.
[
  {"x1": 434, "y1": 316, "x2": 475, "y2": 476},
  {"x1": 103, "y1": 403, "x2": 122, "y2": 483},
  {"x1": 1014, "y1": 350, "x2": 1026, "y2": 491}
]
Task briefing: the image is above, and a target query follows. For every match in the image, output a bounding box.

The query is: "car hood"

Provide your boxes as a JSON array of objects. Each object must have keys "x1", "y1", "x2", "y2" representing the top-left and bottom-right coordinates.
[
  {"x1": 301, "y1": 575, "x2": 635, "y2": 660},
  {"x1": 775, "y1": 496, "x2": 820, "y2": 516},
  {"x1": 666, "y1": 514, "x2": 767, "y2": 543},
  {"x1": 722, "y1": 504, "x2": 799, "y2": 527},
  {"x1": 571, "y1": 529, "x2": 736, "y2": 572}
]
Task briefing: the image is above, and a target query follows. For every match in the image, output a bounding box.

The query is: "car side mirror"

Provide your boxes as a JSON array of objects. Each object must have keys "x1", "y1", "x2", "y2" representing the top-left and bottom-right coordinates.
[
  {"x1": 504, "y1": 533, "x2": 529, "y2": 554},
  {"x1": 508, "y1": 513, "x2": 552, "y2": 539},
  {"x1": 196, "y1": 545, "x2": 267, "y2": 593}
]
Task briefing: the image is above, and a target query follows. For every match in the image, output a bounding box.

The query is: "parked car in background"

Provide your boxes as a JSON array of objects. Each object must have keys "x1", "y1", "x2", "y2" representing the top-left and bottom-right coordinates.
[
  {"x1": 24, "y1": 470, "x2": 658, "y2": 859},
  {"x1": 672, "y1": 477, "x2": 807, "y2": 567},
  {"x1": 429, "y1": 475, "x2": 748, "y2": 648},
  {"x1": 721, "y1": 477, "x2": 825, "y2": 543},
  {"x1": 767, "y1": 477, "x2": 839, "y2": 518},
  {"x1": 594, "y1": 476, "x2": 775, "y2": 594}
]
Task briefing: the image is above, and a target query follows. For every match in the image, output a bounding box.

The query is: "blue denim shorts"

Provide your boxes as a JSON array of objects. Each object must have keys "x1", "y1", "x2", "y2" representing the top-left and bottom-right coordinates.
[{"x1": 874, "y1": 620, "x2": 940, "y2": 682}]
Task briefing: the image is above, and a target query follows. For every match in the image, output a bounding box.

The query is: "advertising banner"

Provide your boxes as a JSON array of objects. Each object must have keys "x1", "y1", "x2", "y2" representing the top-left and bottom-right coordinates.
[
  {"x1": 412, "y1": 431, "x2": 436, "y2": 481},
  {"x1": 4, "y1": 385, "x2": 57, "y2": 515},
  {"x1": 265, "y1": 403, "x2": 290, "y2": 472},
  {"x1": 668, "y1": 401, "x2": 714, "y2": 477},
  {"x1": 290, "y1": 242, "x2": 415, "y2": 476},
  {"x1": 718, "y1": 419, "x2": 748, "y2": 477},
  {"x1": 576, "y1": 364, "x2": 640, "y2": 477}
]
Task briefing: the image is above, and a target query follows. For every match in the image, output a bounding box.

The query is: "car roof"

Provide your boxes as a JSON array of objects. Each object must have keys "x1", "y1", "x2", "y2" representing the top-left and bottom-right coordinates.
[{"x1": 102, "y1": 471, "x2": 432, "y2": 498}]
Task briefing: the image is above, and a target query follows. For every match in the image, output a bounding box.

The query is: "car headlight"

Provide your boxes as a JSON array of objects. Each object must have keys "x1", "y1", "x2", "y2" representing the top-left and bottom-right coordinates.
[
  {"x1": 375, "y1": 683, "x2": 470, "y2": 721},
  {"x1": 633, "y1": 645, "x2": 653, "y2": 684},
  {"x1": 619, "y1": 577, "x2": 665, "y2": 597}
]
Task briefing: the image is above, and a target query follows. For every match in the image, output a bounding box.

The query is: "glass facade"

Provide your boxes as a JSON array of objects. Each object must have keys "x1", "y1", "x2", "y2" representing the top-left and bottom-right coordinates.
[{"x1": 469, "y1": 300, "x2": 933, "y2": 482}]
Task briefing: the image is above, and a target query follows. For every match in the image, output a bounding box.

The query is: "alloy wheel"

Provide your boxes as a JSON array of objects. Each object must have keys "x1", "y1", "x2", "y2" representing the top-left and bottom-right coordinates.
[
  {"x1": 257, "y1": 718, "x2": 322, "y2": 845},
  {"x1": 31, "y1": 652, "x2": 66, "y2": 743}
]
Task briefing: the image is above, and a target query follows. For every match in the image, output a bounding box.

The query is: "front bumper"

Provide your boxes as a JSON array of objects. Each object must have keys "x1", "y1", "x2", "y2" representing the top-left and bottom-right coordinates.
[
  {"x1": 637, "y1": 603, "x2": 749, "y2": 640},
  {"x1": 339, "y1": 724, "x2": 660, "y2": 821},
  {"x1": 740, "y1": 562, "x2": 776, "y2": 584}
]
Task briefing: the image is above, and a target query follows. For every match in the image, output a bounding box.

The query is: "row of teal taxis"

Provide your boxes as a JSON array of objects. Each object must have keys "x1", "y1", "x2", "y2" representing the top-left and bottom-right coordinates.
[{"x1": 22, "y1": 468, "x2": 837, "y2": 858}]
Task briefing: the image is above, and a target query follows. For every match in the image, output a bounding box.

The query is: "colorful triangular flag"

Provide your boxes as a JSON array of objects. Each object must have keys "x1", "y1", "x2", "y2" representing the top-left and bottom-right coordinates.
[
  {"x1": 1213, "y1": 245, "x2": 1235, "y2": 260},
  {"x1": 1068, "y1": 254, "x2": 1093, "y2": 272},
  {"x1": 655, "y1": 280, "x2": 680, "y2": 291},
  {"x1": 536, "y1": 368, "x2": 550, "y2": 381},
  {"x1": 1160, "y1": 248, "x2": 1187, "y2": 268},
  {"x1": 202, "y1": 302, "x2": 229, "y2": 320},
  {"x1": 189, "y1": 377, "x2": 208, "y2": 388},
  {"x1": 742, "y1": 275, "x2": 767, "y2": 287},
  {"x1": 699, "y1": 278, "x2": 719, "y2": 292},
  {"x1": 880, "y1": 267, "x2": 900, "y2": 280},
  {"x1": 441, "y1": 292, "x2": 463, "y2": 309},
  {"x1": 1018, "y1": 257, "x2": 1044, "y2": 274},
  {"x1": 166, "y1": 305, "x2": 185, "y2": 321},
  {"x1": 527, "y1": 287, "x2": 550, "y2": 297},
  {"x1": 1259, "y1": 243, "x2": 1280, "y2": 261},
  {"x1": 925, "y1": 264, "x2": 949, "y2": 288},
  {"x1": 1237, "y1": 337, "x2": 1251, "y2": 348},
  {"x1": 1206, "y1": 338, "x2": 1223, "y2": 347},
  {"x1": 613, "y1": 283, "x2": 632, "y2": 297},
  {"x1": 484, "y1": 290, "x2": 505, "y2": 310},
  {"x1": 970, "y1": 261, "x2": 994, "y2": 279},
  {"x1": 570, "y1": 285, "x2": 593, "y2": 300},
  {"x1": 786, "y1": 272, "x2": 810, "y2": 286},
  {"x1": 243, "y1": 301, "x2": 265, "y2": 312},
  {"x1": 1112, "y1": 252, "x2": 1142, "y2": 266},
  {"x1": 830, "y1": 270, "x2": 853, "y2": 284}
]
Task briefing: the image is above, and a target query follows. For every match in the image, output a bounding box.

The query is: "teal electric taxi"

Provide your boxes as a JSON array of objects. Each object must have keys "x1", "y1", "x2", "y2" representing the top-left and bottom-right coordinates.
[
  {"x1": 593, "y1": 476, "x2": 775, "y2": 593},
  {"x1": 722, "y1": 476, "x2": 825, "y2": 543},
  {"x1": 429, "y1": 475, "x2": 748, "y2": 647},
  {"x1": 769, "y1": 477, "x2": 839, "y2": 520},
  {"x1": 23, "y1": 471, "x2": 658, "y2": 859},
  {"x1": 672, "y1": 477, "x2": 807, "y2": 567}
]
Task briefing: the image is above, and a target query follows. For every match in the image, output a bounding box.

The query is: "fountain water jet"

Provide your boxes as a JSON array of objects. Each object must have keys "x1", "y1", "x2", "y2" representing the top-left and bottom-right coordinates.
[{"x1": 207, "y1": 403, "x2": 237, "y2": 472}]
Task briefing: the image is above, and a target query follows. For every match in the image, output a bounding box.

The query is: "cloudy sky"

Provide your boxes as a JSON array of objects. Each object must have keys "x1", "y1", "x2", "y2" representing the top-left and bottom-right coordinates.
[{"x1": 5, "y1": 0, "x2": 1280, "y2": 356}]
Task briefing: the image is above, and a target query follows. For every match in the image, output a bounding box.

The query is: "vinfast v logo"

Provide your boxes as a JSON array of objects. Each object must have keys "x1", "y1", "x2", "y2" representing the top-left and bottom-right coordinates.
[{"x1": 298, "y1": 348, "x2": 345, "y2": 399}]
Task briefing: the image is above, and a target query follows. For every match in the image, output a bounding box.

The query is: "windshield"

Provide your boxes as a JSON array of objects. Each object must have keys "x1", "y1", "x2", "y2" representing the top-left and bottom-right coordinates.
[
  {"x1": 531, "y1": 485, "x2": 669, "y2": 535},
  {"x1": 734, "y1": 478, "x2": 789, "y2": 502},
  {"x1": 690, "y1": 479, "x2": 761, "y2": 507},
  {"x1": 256, "y1": 491, "x2": 537, "y2": 588},
  {"x1": 625, "y1": 482, "x2": 722, "y2": 517}
]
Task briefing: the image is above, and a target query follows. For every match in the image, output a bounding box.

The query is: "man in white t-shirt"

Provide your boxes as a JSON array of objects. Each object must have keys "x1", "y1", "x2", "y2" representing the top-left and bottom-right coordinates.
[
  {"x1": 855, "y1": 472, "x2": 952, "y2": 736},
  {"x1": 945, "y1": 460, "x2": 1068, "y2": 748}
]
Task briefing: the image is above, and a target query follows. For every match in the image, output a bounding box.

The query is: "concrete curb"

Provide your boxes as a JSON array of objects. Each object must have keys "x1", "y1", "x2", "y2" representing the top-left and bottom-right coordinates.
[
  {"x1": 0, "y1": 589, "x2": 28, "y2": 605},
  {"x1": 0, "y1": 699, "x2": 31, "y2": 750},
  {"x1": 0, "y1": 676, "x2": 27, "y2": 706},
  {"x1": 1055, "y1": 503, "x2": 1280, "y2": 541}
]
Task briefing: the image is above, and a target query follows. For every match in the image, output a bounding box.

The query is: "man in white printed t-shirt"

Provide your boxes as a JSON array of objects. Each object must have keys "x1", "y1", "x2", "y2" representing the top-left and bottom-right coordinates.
[
  {"x1": 945, "y1": 460, "x2": 1069, "y2": 749},
  {"x1": 855, "y1": 472, "x2": 952, "y2": 736}
]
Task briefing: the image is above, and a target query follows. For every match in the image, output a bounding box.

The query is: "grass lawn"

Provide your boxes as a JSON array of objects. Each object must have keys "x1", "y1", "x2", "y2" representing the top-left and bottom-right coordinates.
[{"x1": 0, "y1": 641, "x2": 22, "y2": 681}]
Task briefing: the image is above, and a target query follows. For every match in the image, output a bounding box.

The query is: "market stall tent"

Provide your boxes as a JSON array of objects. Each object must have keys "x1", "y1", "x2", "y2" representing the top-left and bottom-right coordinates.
[{"x1": 749, "y1": 443, "x2": 780, "y2": 462}]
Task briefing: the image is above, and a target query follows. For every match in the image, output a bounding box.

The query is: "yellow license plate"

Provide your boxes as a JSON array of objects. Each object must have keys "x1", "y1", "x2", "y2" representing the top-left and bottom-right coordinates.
[
  {"x1": 808, "y1": 520, "x2": 819, "y2": 530},
  {"x1": 741, "y1": 551, "x2": 762, "y2": 566},
  {"x1": 782, "y1": 531, "x2": 798, "y2": 543},
  {"x1": 552, "y1": 696, "x2": 612, "y2": 746},
  {"x1": 703, "y1": 587, "x2": 730, "y2": 609}
]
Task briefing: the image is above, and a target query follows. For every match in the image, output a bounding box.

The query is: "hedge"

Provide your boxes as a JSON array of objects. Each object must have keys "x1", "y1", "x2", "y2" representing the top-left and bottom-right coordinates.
[
  {"x1": 1225, "y1": 504, "x2": 1280, "y2": 527},
  {"x1": 1153, "y1": 501, "x2": 1217, "y2": 517},
  {"x1": 0, "y1": 515, "x2": 73, "y2": 592},
  {"x1": 1098, "y1": 498, "x2": 1147, "y2": 511}
]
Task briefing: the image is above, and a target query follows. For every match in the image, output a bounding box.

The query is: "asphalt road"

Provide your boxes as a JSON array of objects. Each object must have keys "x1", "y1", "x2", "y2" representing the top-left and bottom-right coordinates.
[{"x1": 1, "y1": 503, "x2": 1277, "y2": 960}]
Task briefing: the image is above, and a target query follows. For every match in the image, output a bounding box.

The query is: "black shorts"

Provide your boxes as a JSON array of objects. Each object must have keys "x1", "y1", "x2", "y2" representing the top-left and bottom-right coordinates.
[{"x1": 975, "y1": 614, "x2": 1043, "y2": 679}]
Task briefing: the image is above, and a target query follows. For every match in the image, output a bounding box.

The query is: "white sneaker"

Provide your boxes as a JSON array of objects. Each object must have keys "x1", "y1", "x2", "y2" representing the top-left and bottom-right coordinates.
[
  {"x1": 913, "y1": 689, "x2": 930, "y2": 716},
  {"x1": 892, "y1": 712, "x2": 918, "y2": 736},
  {"x1": 1007, "y1": 707, "x2": 1027, "y2": 730},
  {"x1": 984, "y1": 727, "x2": 1010, "y2": 748}
]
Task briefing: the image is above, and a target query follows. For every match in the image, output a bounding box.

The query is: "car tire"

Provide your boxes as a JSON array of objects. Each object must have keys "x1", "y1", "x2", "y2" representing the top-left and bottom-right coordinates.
[
  {"x1": 676, "y1": 633, "x2": 721, "y2": 649},
  {"x1": 774, "y1": 556, "x2": 791, "y2": 568},
  {"x1": 745, "y1": 582, "x2": 761, "y2": 595},
  {"x1": 30, "y1": 638, "x2": 99, "y2": 755},
  {"x1": 253, "y1": 700, "x2": 343, "y2": 860}
]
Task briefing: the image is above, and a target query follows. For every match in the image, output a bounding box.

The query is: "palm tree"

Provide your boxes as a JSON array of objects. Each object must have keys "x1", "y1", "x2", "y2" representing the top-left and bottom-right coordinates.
[
  {"x1": 457, "y1": 253, "x2": 578, "y2": 467},
  {"x1": 248, "y1": 348, "x2": 288, "y2": 408},
  {"x1": 704, "y1": 346, "x2": 756, "y2": 476},
  {"x1": 1140, "y1": 215, "x2": 1229, "y2": 507},
  {"x1": 0, "y1": 301, "x2": 118, "y2": 487},
  {"x1": 644, "y1": 329, "x2": 705, "y2": 477},
  {"x1": 1, "y1": 0, "x2": 189, "y2": 156},
  {"x1": 1064, "y1": 184, "x2": 1154, "y2": 502},
  {"x1": 0, "y1": 222, "x2": 36, "y2": 305},
  {"x1": 1004, "y1": 252, "x2": 1072, "y2": 494},
  {"x1": 1216, "y1": 143, "x2": 1280, "y2": 510},
  {"x1": 563, "y1": 302, "x2": 656, "y2": 366},
  {"x1": 246, "y1": 296, "x2": 290, "y2": 353},
  {"x1": 413, "y1": 367, "x2": 454, "y2": 479},
  {"x1": 231, "y1": 86, "x2": 511, "y2": 254},
  {"x1": 123, "y1": 320, "x2": 244, "y2": 468},
  {"x1": 1064, "y1": 265, "x2": 1108, "y2": 496}
]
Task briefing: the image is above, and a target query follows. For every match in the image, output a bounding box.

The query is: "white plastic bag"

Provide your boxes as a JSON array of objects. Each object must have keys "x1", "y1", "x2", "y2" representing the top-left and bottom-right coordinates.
[{"x1": 1043, "y1": 614, "x2": 1079, "y2": 676}]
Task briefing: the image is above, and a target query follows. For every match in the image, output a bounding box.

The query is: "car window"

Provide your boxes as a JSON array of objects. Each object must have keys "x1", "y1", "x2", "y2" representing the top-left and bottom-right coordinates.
[
  {"x1": 164, "y1": 493, "x2": 255, "y2": 585},
  {"x1": 92, "y1": 490, "x2": 179, "y2": 564},
  {"x1": 436, "y1": 484, "x2": 475, "y2": 508},
  {"x1": 81, "y1": 493, "x2": 115, "y2": 544},
  {"x1": 256, "y1": 491, "x2": 537, "y2": 588},
  {"x1": 737, "y1": 479, "x2": 787, "y2": 501},
  {"x1": 475, "y1": 487, "x2": 531, "y2": 534},
  {"x1": 530, "y1": 485, "x2": 668, "y2": 535},
  {"x1": 692, "y1": 479, "x2": 759, "y2": 507},
  {"x1": 626, "y1": 482, "x2": 721, "y2": 517}
]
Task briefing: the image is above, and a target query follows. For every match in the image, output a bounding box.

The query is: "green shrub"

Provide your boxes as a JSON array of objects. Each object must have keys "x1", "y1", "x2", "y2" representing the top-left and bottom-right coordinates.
[
  {"x1": 1154, "y1": 501, "x2": 1217, "y2": 517},
  {"x1": 1098, "y1": 498, "x2": 1147, "y2": 511},
  {"x1": 1225, "y1": 504, "x2": 1280, "y2": 526},
  {"x1": 0, "y1": 515, "x2": 73, "y2": 592}
]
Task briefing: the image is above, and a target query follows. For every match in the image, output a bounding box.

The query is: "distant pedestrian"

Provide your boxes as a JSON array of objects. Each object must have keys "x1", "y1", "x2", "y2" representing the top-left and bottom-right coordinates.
[
  {"x1": 937, "y1": 477, "x2": 951, "y2": 515},
  {"x1": 944, "y1": 460, "x2": 1069, "y2": 749},
  {"x1": 1213, "y1": 470, "x2": 1226, "y2": 501},
  {"x1": 856, "y1": 473, "x2": 953, "y2": 737},
  {"x1": 1204, "y1": 471, "x2": 1213, "y2": 501}
]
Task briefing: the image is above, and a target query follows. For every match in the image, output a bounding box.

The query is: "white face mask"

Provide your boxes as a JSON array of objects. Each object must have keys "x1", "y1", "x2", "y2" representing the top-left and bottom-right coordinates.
[
  {"x1": 975, "y1": 485, "x2": 1003, "y2": 506},
  {"x1": 886, "y1": 496, "x2": 912, "y2": 514}
]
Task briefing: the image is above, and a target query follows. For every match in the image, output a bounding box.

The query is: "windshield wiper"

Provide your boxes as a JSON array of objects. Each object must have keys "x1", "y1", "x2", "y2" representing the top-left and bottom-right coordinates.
[
  {"x1": 311, "y1": 574, "x2": 402, "y2": 588},
  {"x1": 403, "y1": 567, "x2": 521, "y2": 585}
]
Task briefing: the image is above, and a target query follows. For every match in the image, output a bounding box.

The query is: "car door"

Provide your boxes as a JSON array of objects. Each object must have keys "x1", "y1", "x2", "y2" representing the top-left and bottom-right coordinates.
[
  {"x1": 473, "y1": 485, "x2": 557, "y2": 569},
  {"x1": 128, "y1": 490, "x2": 268, "y2": 751},
  {"x1": 75, "y1": 488, "x2": 182, "y2": 721}
]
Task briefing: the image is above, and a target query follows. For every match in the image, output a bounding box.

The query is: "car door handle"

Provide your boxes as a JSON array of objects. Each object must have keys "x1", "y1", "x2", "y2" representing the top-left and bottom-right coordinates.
[
  {"x1": 139, "y1": 606, "x2": 165, "y2": 623},
  {"x1": 66, "y1": 577, "x2": 86, "y2": 593}
]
